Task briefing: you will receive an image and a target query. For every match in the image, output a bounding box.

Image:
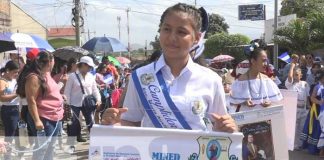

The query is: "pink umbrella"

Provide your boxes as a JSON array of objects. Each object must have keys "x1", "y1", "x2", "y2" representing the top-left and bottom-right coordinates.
[
  {"x1": 116, "y1": 56, "x2": 131, "y2": 64},
  {"x1": 212, "y1": 54, "x2": 234, "y2": 63}
]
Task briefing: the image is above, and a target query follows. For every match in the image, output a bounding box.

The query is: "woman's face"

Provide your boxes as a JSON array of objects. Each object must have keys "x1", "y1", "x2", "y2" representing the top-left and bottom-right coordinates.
[
  {"x1": 80, "y1": 63, "x2": 91, "y2": 73},
  {"x1": 251, "y1": 50, "x2": 268, "y2": 72},
  {"x1": 71, "y1": 63, "x2": 77, "y2": 72},
  {"x1": 46, "y1": 59, "x2": 55, "y2": 72},
  {"x1": 159, "y1": 11, "x2": 201, "y2": 60},
  {"x1": 7, "y1": 69, "x2": 19, "y2": 80}
]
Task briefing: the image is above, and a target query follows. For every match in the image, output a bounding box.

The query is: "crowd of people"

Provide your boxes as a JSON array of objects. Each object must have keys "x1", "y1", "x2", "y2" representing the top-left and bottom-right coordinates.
[{"x1": 0, "y1": 2, "x2": 322, "y2": 160}]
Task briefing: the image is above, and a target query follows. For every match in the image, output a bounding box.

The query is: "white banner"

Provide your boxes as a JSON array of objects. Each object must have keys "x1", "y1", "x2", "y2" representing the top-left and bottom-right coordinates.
[
  {"x1": 231, "y1": 105, "x2": 289, "y2": 160},
  {"x1": 89, "y1": 125, "x2": 243, "y2": 160},
  {"x1": 279, "y1": 89, "x2": 298, "y2": 151}
]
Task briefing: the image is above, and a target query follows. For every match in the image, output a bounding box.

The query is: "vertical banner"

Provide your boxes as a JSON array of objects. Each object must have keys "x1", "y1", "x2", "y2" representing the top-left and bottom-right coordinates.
[
  {"x1": 89, "y1": 125, "x2": 243, "y2": 160},
  {"x1": 231, "y1": 105, "x2": 289, "y2": 160},
  {"x1": 279, "y1": 89, "x2": 298, "y2": 151}
]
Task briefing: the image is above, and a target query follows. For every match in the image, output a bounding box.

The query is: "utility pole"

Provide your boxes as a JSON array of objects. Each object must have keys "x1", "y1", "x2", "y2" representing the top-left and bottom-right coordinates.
[
  {"x1": 74, "y1": 0, "x2": 81, "y2": 46},
  {"x1": 273, "y1": 0, "x2": 279, "y2": 69},
  {"x1": 117, "y1": 16, "x2": 121, "y2": 41},
  {"x1": 126, "y1": 8, "x2": 131, "y2": 59},
  {"x1": 194, "y1": 0, "x2": 197, "y2": 6},
  {"x1": 145, "y1": 40, "x2": 147, "y2": 58},
  {"x1": 117, "y1": 16, "x2": 122, "y2": 57}
]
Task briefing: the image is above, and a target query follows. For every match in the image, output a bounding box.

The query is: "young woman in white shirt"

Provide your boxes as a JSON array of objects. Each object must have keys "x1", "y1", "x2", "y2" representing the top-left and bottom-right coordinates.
[
  {"x1": 230, "y1": 40, "x2": 283, "y2": 112},
  {"x1": 101, "y1": 3, "x2": 237, "y2": 132}
]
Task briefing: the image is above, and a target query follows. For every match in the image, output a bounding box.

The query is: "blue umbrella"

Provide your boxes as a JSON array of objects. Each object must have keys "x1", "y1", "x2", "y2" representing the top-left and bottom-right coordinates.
[
  {"x1": 82, "y1": 36, "x2": 128, "y2": 54},
  {"x1": 1, "y1": 32, "x2": 54, "y2": 52},
  {"x1": 0, "y1": 34, "x2": 16, "y2": 52}
]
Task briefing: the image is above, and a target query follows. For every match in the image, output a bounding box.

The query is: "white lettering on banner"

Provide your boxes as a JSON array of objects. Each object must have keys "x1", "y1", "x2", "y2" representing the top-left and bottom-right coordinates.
[{"x1": 148, "y1": 85, "x2": 178, "y2": 128}]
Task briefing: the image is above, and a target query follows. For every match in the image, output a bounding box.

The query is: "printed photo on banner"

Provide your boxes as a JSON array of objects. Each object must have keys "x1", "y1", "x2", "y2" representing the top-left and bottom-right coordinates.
[{"x1": 239, "y1": 120, "x2": 275, "y2": 160}]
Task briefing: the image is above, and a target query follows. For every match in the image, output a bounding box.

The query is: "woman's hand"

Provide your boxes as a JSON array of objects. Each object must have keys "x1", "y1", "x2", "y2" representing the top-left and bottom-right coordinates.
[
  {"x1": 261, "y1": 100, "x2": 271, "y2": 107},
  {"x1": 59, "y1": 74, "x2": 68, "y2": 84},
  {"x1": 245, "y1": 99, "x2": 256, "y2": 107},
  {"x1": 35, "y1": 120, "x2": 44, "y2": 130},
  {"x1": 210, "y1": 113, "x2": 238, "y2": 133},
  {"x1": 101, "y1": 108, "x2": 128, "y2": 125}
]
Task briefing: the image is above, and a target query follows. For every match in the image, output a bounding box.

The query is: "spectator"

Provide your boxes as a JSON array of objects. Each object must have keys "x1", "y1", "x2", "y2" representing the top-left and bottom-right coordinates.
[
  {"x1": 64, "y1": 56, "x2": 101, "y2": 152},
  {"x1": 301, "y1": 54, "x2": 314, "y2": 84},
  {"x1": 16, "y1": 51, "x2": 64, "y2": 160},
  {"x1": 0, "y1": 61, "x2": 20, "y2": 160}
]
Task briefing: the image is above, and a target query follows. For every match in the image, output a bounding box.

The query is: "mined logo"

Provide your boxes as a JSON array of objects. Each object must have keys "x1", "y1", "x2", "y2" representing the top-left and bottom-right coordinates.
[{"x1": 151, "y1": 152, "x2": 180, "y2": 160}]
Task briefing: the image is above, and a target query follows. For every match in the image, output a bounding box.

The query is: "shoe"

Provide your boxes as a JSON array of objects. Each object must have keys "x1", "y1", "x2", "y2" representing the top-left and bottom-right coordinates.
[
  {"x1": 61, "y1": 129, "x2": 67, "y2": 135},
  {"x1": 67, "y1": 146, "x2": 75, "y2": 154},
  {"x1": 77, "y1": 135, "x2": 86, "y2": 142}
]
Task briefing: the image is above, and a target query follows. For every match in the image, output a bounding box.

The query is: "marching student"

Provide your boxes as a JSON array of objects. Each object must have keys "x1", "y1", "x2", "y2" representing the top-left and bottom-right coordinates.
[{"x1": 102, "y1": 3, "x2": 237, "y2": 132}]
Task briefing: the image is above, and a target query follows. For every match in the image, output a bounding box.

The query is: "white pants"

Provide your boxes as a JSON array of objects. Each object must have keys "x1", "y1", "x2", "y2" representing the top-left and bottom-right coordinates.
[
  {"x1": 295, "y1": 108, "x2": 308, "y2": 149},
  {"x1": 317, "y1": 111, "x2": 324, "y2": 148}
]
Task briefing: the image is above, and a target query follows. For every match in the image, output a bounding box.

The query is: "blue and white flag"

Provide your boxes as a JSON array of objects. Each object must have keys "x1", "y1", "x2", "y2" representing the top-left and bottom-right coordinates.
[
  {"x1": 278, "y1": 52, "x2": 291, "y2": 63},
  {"x1": 103, "y1": 74, "x2": 114, "y2": 84}
]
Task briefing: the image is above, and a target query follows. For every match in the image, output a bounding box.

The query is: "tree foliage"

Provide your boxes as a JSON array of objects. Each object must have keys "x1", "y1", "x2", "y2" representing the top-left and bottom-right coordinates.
[
  {"x1": 274, "y1": 12, "x2": 324, "y2": 53},
  {"x1": 206, "y1": 13, "x2": 229, "y2": 38},
  {"x1": 280, "y1": 0, "x2": 324, "y2": 18},
  {"x1": 204, "y1": 33, "x2": 250, "y2": 63}
]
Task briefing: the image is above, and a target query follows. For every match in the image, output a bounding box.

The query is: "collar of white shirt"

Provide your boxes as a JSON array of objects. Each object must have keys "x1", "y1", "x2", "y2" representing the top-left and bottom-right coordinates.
[{"x1": 153, "y1": 55, "x2": 195, "y2": 76}]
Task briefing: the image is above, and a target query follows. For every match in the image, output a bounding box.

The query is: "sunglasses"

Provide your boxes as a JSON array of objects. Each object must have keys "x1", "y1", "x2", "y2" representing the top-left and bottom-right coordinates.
[{"x1": 306, "y1": 57, "x2": 312, "y2": 59}]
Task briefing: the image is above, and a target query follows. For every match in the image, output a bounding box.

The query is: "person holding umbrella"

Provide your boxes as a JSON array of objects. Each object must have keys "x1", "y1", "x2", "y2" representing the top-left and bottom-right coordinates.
[{"x1": 101, "y1": 3, "x2": 237, "y2": 132}]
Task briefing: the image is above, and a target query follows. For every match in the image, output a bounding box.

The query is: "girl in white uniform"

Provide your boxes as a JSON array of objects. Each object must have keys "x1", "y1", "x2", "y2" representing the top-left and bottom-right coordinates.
[
  {"x1": 102, "y1": 3, "x2": 237, "y2": 132},
  {"x1": 230, "y1": 40, "x2": 283, "y2": 112},
  {"x1": 285, "y1": 60, "x2": 309, "y2": 149}
]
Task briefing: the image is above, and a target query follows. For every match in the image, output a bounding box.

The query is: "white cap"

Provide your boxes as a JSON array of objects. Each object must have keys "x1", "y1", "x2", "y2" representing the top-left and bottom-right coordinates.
[{"x1": 78, "y1": 56, "x2": 95, "y2": 68}]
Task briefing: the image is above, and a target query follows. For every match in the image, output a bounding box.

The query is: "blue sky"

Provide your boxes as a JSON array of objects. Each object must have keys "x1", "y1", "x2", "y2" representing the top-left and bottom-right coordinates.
[{"x1": 12, "y1": 0, "x2": 282, "y2": 48}]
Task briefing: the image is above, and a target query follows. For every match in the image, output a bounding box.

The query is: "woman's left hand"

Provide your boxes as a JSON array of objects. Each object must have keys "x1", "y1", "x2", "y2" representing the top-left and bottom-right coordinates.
[
  {"x1": 261, "y1": 100, "x2": 271, "y2": 107},
  {"x1": 210, "y1": 113, "x2": 238, "y2": 133}
]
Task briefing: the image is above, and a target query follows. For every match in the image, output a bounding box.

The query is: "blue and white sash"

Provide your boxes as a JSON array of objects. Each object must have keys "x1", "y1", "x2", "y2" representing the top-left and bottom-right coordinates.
[{"x1": 132, "y1": 65, "x2": 192, "y2": 130}]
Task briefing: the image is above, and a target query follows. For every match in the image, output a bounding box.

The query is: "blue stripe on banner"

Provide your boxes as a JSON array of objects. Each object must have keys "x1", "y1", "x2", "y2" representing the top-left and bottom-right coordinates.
[
  {"x1": 131, "y1": 71, "x2": 163, "y2": 128},
  {"x1": 156, "y1": 70, "x2": 192, "y2": 130}
]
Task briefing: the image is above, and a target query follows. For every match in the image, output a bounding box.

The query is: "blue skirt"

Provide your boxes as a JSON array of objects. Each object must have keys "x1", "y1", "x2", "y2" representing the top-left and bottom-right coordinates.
[{"x1": 300, "y1": 105, "x2": 322, "y2": 154}]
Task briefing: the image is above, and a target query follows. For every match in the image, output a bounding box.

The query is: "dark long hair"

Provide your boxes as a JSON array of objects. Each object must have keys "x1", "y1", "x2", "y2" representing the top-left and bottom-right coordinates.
[
  {"x1": 67, "y1": 57, "x2": 77, "y2": 73},
  {"x1": 17, "y1": 51, "x2": 54, "y2": 97},
  {"x1": 0, "y1": 60, "x2": 19, "y2": 74}
]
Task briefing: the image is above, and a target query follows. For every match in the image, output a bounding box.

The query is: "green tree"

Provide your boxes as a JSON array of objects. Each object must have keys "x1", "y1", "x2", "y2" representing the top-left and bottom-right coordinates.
[
  {"x1": 206, "y1": 13, "x2": 229, "y2": 38},
  {"x1": 204, "y1": 33, "x2": 250, "y2": 63},
  {"x1": 150, "y1": 35, "x2": 161, "y2": 51},
  {"x1": 274, "y1": 12, "x2": 324, "y2": 53},
  {"x1": 274, "y1": 19, "x2": 311, "y2": 53},
  {"x1": 280, "y1": 0, "x2": 324, "y2": 18}
]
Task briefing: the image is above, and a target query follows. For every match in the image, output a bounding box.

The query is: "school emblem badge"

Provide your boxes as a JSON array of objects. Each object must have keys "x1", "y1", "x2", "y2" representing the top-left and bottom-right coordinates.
[
  {"x1": 191, "y1": 100, "x2": 204, "y2": 115},
  {"x1": 195, "y1": 136, "x2": 233, "y2": 160},
  {"x1": 140, "y1": 73, "x2": 155, "y2": 85}
]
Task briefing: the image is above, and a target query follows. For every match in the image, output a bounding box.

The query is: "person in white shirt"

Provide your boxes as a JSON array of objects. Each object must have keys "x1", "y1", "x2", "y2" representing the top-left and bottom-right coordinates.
[
  {"x1": 285, "y1": 59, "x2": 310, "y2": 149},
  {"x1": 64, "y1": 56, "x2": 101, "y2": 148},
  {"x1": 101, "y1": 3, "x2": 237, "y2": 132}
]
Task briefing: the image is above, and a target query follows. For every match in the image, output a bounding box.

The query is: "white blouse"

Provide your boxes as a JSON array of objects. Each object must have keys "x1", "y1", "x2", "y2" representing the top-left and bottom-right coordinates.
[{"x1": 229, "y1": 78, "x2": 283, "y2": 112}]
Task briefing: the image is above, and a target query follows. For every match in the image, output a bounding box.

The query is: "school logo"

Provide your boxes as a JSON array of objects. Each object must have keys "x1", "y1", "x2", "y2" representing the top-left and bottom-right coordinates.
[
  {"x1": 140, "y1": 73, "x2": 155, "y2": 85},
  {"x1": 195, "y1": 136, "x2": 233, "y2": 160},
  {"x1": 191, "y1": 100, "x2": 204, "y2": 115}
]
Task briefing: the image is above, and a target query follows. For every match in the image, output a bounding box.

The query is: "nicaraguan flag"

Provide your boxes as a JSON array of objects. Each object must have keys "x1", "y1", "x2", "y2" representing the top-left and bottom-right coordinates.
[{"x1": 278, "y1": 52, "x2": 291, "y2": 63}]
